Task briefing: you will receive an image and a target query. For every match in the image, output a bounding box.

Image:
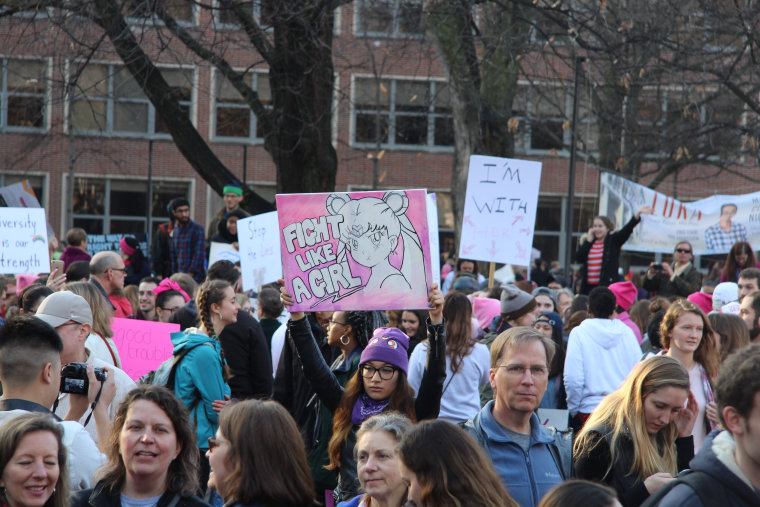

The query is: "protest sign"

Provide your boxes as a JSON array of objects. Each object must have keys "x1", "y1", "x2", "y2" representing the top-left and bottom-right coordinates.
[
  {"x1": 111, "y1": 318, "x2": 179, "y2": 381},
  {"x1": 600, "y1": 172, "x2": 760, "y2": 254},
  {"x1": 86, "y1": 233, "x2": 148, "y2": 257},
  {"x1": 0, "y1": 207, "x2": 49, "y2": 274},
  {"x1": 0, "y1": 180, "x2": 56, "y2": 239},
  {"x1": 277, "y1": 189, "x2": 433, "y2": 311},
  {"x1": 427, "y1": 193, "x2": 441, "y2": 287},
  {"x1": 209, "y1": 241, "x2": 240, "y2": 265},
  {"x1": 459, "y1": 156, "x2": 542, "y2": 266},
  {"x1": 238, "y1": 211, "x2": 282, "y2": 291}
]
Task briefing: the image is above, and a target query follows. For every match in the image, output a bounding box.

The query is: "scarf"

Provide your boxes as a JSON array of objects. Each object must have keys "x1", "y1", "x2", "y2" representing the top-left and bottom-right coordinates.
[{"x1": 351, "y1": 392, "x2": 390, "y2": 425}]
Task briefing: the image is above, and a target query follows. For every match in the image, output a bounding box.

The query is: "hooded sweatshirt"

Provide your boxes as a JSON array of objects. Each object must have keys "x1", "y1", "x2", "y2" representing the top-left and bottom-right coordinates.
[
  {"x1": 170, "y1": 328, "x2": 230, "y2": 450},
  {"x1": 564, "y1": 317, "x2": 641, "y2": 415},
  {"x1": 654, "y1": 430, "x2": 760, "y2": 506}
]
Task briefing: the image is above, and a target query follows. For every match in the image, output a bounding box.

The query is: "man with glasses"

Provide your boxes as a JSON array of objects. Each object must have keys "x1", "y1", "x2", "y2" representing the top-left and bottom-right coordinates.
[
  {"x1": 169, "y1": 197, "x2": 206, "y2": 284},
  {"x1": 644, "y1": 241, "x2": 702, "y2": 298},
  {"x1": 464, "y1": 327, "x2": 572, "y2": 506},
  {"x1": 89, "y1": 251, "x2": 130, "y2": 317}
]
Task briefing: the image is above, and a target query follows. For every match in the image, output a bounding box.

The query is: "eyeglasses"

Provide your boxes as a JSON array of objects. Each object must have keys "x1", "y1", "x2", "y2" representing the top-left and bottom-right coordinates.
[
  {"x1": 208, "y1": 436, "x2": 219, "y2": 451},
  {"x1": 328, "y1": 319, "x2": 348, "y2": 326},
  {"x1": 160, "y1": 306, "x2": 182, "y2": 314},
  {"x1": 498, "y1": 364, "x2": 548, "y2": 378},
  {"x1": 110, "y1": 267, "x2": 127, "y2": 273},
  {"x1": 675, "y1": 248, "x2": 691, "y2": 254},
  {"x1": 361, "y1": 364, "x2": 397, "y2": 380}
]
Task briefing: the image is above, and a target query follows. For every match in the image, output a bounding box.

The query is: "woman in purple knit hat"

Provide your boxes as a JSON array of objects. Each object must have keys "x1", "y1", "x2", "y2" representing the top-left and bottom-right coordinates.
[{"x1": 280, "y1": 283, "x2": 446, "y2": 503}]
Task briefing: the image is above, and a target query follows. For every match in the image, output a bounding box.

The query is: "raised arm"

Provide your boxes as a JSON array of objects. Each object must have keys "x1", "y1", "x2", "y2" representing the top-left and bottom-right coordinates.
[{"x1": 414, "y1": 285, "x2": 447, "y2": 420}]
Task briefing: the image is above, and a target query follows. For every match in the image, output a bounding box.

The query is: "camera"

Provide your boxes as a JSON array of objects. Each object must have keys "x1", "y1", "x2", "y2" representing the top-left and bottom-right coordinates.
[{"x1": 60, "y1": 362, "x2": 107, "y2": 395}]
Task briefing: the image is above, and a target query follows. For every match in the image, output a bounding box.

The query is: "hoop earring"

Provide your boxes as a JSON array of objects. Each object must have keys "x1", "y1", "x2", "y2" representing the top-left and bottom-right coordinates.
[{"x1": 340, "y1": 334, "x2": 350, "y2": 346}]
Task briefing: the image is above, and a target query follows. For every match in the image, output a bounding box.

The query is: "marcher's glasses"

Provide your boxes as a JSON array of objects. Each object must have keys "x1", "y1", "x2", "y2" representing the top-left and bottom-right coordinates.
[
  {"x1": 328, "y1": 319, "x2": 348, "y2": 326},
  {"x1": 361, "y1": 364, "x2": 397, "y2": 380},
  {"x1": 111, "y1": 267, "x2": 127, "y2": 273},
  {"x1": 498, "y1": 364, "x2": 548, "y2": 378},
  {"x1": 208, "y1": 437, "x2": 219, "y2": 451},
  {"x1": 675, "y1": 248, "x2": 691, "y2": 253}
]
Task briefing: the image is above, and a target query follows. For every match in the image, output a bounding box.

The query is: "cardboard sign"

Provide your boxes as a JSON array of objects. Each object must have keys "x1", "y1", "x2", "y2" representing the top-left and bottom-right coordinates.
[
  {"x1": 111, "y1": 318, "x2": 179, "y2": 381},
  {"x1": 209, "y1": 241, "x2": 240, "y2": 265},
  {"x1": 537, "y1": 408, "x2": 569, "y2": 430},
  {"x1": 86, "y1": 233, "x2": 148, "y2": 257},
  {"x1": 277, "y1": 189, "x2": 433, "y2": 311},
  {"x1": 238, "y1": 211, "x2": 282, "y2": 291},
  {"x1": 601, "y1": 172, "x2": 760, "y2": 254},
  {"x1": 459, "y1": 156, "x2": 542, "y2": 266},
  {"x1": 0, "y1": 207, "x2": 49, "y2": 274},
  {"x1": 427, "y1": 193, "x2": 441, "y2": 287},
  {"x1": 0, "y1": 180, "x2": 55, "y2": 239}
]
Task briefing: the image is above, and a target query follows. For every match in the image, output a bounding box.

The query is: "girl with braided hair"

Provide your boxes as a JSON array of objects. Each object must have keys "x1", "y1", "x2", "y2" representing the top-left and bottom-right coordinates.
[
  {"x1": 308, "y1": 309, "x2": 383, "y2": 503},
  {"x1": 169, "y1": 279, "x2": 234, "y2": 490}
]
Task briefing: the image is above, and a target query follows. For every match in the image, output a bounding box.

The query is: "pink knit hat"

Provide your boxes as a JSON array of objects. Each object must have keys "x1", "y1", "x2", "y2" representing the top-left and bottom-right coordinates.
[
  {"x1": 472, "y1": 297, "x2": 501, "y2": 331},
  {"x1": 688, "y1": 291, "x2": 713, "y2": 315},
  {"x1": 608, "y1": 281, "x2": 637, "y2": 311}
]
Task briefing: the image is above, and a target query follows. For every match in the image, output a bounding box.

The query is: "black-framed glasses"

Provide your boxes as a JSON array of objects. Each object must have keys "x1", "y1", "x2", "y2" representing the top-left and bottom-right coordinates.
[
  {"x1": 110, "y1": 267, "x2": 127, "y2": 273},
  {"x1": 361, "y1": 364, "x2": 397, "y2": 380},
  {"x1": 208, "y1": 436, "x2": 219, "y2": 450},
  {"x1": 328, "y1": 319, "x2": 348, "y2": 326},
  {"x1": 675, "y1": 248, "x2": 691, "y2": 253}
]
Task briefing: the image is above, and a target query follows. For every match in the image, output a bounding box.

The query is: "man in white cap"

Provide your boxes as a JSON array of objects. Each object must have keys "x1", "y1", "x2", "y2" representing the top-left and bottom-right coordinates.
[{"x1": 34, "y1": 291, "x2": 135, "y2": 443}]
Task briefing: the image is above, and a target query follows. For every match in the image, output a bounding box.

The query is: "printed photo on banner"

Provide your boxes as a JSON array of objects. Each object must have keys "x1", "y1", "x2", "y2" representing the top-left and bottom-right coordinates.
[
  {"x1": 599, "y1": 172, "x2": 760, "y2": 255},
  {"x1": 0, "y1": 207, "x2": 49, "y2": 274},
  {"x1": 277, "y1": 189, "x2": 433, "y2": 311},
  {"x1": 459, "y1": 155, "x2": 542, "y2": 266}
]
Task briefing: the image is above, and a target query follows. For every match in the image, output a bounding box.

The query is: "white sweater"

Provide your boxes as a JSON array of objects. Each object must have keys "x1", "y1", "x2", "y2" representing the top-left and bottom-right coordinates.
[
  {"x1": 563, "y1": 318, "x2": 641, "y2": 415},
  {"x1": 408, "y1": 340, "x2": 490, "y2": 423}
]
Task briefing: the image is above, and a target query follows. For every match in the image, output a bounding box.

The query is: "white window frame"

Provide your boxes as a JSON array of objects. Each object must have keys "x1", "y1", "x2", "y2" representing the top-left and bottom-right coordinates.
[
  {"x1": 352, "y1": 0, "x2": 424, "y2": 38},
  {"x1": 0, "y1": 56, "x2": 52, "y2": 133}
]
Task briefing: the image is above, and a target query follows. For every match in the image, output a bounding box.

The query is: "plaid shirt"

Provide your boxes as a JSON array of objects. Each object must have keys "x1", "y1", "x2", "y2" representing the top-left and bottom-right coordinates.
[
  {"x1": 171, "y1": 219, "x2": 206, "y2": 283},
  {"x1": 704, "y1": 221, "x2": 747, "y2": 252}
]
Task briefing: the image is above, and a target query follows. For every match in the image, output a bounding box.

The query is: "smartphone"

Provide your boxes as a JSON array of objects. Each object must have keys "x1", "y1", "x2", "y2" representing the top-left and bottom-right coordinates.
[
  {"x1": 652, "y1": 264, "x2": 664, "y2": 271},
  {"x1": 50, "y1": 259, "x2": 65, "y2": 274}
]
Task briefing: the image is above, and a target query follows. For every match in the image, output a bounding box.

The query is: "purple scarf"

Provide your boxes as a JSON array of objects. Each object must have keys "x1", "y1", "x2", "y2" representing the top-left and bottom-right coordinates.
[{"x1": 351, "y1": 392, "x2": 390, "y2": 425}]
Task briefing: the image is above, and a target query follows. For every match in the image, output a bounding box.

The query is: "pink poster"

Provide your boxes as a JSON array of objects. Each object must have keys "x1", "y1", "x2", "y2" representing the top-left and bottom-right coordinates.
[
  {"x1": 111, "y1": 318, "x2": 180, "y2": 380},
  {"x1": 277, "y1": 189, "x2": 433, "y2": 311}
]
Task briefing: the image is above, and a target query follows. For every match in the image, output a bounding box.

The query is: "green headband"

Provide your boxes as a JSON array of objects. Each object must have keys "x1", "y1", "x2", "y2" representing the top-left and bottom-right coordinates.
[{"x1": 223, "y1": 185, "x2": 243, "y2": 196}]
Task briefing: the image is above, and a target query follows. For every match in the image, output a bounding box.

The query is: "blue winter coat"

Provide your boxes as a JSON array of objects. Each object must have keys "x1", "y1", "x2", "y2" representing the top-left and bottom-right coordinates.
[
  {"x1": 464, "y1": 401, "x2": 571, "y2": 507},
  {"x1": 171, "y1": 329, "x2": 231, "y2": 450}
]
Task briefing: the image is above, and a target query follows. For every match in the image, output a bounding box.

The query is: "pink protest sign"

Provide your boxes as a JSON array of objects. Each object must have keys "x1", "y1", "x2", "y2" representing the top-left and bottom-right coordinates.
[
  {"x1": 111, "y1": 318, "x2": 179, "y2": 380},
  {"x1": 277, "y1": 189, "x2": 433, "y2": 311}
]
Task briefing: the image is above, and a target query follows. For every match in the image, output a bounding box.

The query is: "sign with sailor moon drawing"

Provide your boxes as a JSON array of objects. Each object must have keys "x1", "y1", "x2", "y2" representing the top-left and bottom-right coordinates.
[{"x1": 277, "y1": 189, "x2": 434, "y2": 311}]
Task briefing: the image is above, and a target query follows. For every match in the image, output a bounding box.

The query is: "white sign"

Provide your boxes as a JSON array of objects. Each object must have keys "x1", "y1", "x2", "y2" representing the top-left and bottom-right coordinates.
[
  {"x1": 238, "y1": 211, "x2": 282, "y2": 291},
  {"x1": 459, "y1": 155, "x2": 542, "y2": 266},
  {"x1": 600, "y1": 172, "x2": 760, "y2": 254},
  {"x1": 0, "y1": 208, "x2": 49, "y2": 274},
  {"x1": 0, "y1": 181, "x2": 55, "y2": 239},
  {"x1": 427, "y1": 193, "x2": 441, "y2": 287},
  {"x1": 209, "y1": 242, "x2": 240, "y2": 265}
]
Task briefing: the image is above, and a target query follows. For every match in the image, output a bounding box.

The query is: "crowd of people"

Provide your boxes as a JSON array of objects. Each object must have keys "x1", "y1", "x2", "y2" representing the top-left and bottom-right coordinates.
[{"x1": 0, "y1": 200, "x2": 759, "y2": 507}]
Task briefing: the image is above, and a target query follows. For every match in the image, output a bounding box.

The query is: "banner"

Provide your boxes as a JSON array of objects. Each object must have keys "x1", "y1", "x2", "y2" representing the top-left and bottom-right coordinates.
[
  {"x1": 459, "y1": 155, "x2": 542, "y2": 266},
  {"x1": 0, "y1": 207, "x2": 49, "y2": 274},
  {"x1": 599, "y1": 172, "x2": 760, "y2": 254},
  {"x1": 238, "y1": 211, "x2": 282, "y2": 291},
  {"x1": 111, "y1": 318, "x2": 179, "y2": 381},
  {"x1": 86, "y1": 233, "x2": 147, "y2": 257},
  {"x1": 277, "y1": 189, "x2": 433, "y2": 311}
]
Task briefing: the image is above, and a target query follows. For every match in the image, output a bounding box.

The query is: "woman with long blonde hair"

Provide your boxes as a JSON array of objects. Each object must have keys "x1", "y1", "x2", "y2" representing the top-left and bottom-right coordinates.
[
  {"x1": 573, "y1": 356, "x2": 697, "y2": 507},
  {"x1": 659, "y1": 298, "x2": 719, "y2": 451}
]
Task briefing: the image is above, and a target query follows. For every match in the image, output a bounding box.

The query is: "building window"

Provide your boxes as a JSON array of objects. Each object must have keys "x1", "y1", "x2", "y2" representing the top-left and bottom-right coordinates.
[
  {"x1": 1, "y1": 58, "x2": 47, "y2": 131},
  {"x1": 213, "y1": 71, "x2": 271, "y2": 140},
  {"x1": 355, "y1": 0, "x2": 423, "y2": 37},
  {"x1": 121, "y1": 0, "x2": 195, "y2": 23},
  {"x1": 70, "y1": 63, "x2": 193, "y2": 137},
  {"x1": 215, "y1": 0, "x2": 274, "y2": 28},
  {"x1": 353, "y1": 77, "x2": 453, "y2": 148},
  {"x1": 72, "y1": 177, "x2": 191, "y2": 235},
  {"x1": 512, "y1": 85, "x2": 570, "y2": 153},
  {"x1": 533, "y1": 195, "x2": 597, "y2": 263}
]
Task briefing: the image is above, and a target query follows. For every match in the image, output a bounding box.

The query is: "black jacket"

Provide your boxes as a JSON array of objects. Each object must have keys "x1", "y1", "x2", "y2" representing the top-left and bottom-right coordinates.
[
  {"x1": 71, "y1": 483, "x2": 209, "y2": 507},
  {"x1": 217, "y1": 311, "x2": 273, "y2": 400},
  {"x1": 642, "y1": 263, "x2": 702, "y2": 299},
  {"x1": 151, "y1": 222, "x2": 173, "y2": 279},
  {"x1": 574, "y1": 427, "x2": 694, "y2": 507},
  {"x1": 576, "y1": 214, "x2": 641, "y2": 294},
  {"x1": 287, "y1": 316, "x2": 447, "y2": 501}
]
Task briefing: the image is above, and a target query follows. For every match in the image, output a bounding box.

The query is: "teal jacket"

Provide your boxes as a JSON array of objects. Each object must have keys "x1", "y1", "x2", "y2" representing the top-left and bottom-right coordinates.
[{"x1": 170, "y1": 329, "x2": 231, "y2": 450}]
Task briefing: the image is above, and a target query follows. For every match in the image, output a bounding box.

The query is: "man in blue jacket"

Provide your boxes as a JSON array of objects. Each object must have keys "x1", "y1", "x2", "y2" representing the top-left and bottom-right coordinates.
[
  {"x1": 465, "y1": 327, "x2": 571, "y2": 507},
  {"x1": 649, "y1": 344, "x2": 760, "y2": 506}
]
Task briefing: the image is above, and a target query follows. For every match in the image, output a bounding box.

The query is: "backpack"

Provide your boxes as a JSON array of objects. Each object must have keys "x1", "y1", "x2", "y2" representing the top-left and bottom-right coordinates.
[
  {"x1": 140, "y1": 342, "x2": 212, "y2": 392},
  {"x1": 642, "y1": 469, "x2": 727, "y2": 506}
]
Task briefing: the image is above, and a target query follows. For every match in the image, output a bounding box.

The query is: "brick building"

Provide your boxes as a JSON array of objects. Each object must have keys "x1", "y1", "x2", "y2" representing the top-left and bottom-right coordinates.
[{"x1": 1, "y1": 2, "x2": 759, "y2": 267}]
